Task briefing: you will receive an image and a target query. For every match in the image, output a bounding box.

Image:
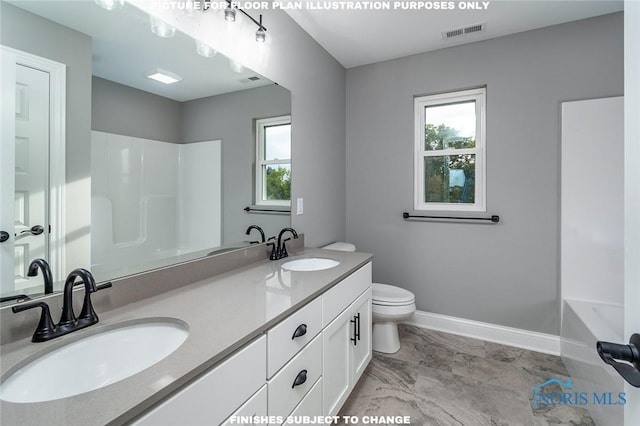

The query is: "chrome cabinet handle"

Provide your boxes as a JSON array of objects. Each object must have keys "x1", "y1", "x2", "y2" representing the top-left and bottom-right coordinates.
[
  {"x1": 0, "y1": 231, "x2": 9, "y2": 243},
  {"x1": 291, "y1": 324, "x2": 307, "y2": 339},
  {"x1": 292, "y1": 369, "x2": 307, "y2": 388}
]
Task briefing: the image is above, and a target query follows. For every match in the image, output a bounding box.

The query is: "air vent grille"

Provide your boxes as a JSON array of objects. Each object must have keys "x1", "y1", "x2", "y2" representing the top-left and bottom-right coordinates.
[
  {"x1": 442, "y1": 22, "x2": 486, "y2": 40},
  {"x1": 445, "y1": 28, "x2": 464, "y2": 38}
]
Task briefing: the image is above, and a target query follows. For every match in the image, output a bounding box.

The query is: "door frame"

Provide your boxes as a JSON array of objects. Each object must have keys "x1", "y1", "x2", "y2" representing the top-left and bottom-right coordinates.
[{"x1": 1, "y1": 45, "x2": 66, "y2": 286}]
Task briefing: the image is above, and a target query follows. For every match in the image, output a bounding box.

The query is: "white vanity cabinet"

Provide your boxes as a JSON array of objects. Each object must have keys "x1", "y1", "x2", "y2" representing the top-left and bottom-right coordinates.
[
  {"x1": 322, "y1": 264, "x2": 373, "y2": 416},
  {"x1": 132, "y1": 262, "x2": 372, "y2": 426},
  {"x1": 221, "y1": 385, "x2": 268, "y2": 426},
  {"x1": 133, "y1": 335, "x2": 267, "y2": 426}
]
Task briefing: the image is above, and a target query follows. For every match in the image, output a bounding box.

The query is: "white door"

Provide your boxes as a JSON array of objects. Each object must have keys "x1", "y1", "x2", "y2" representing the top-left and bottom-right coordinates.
[
  {"x1": 1, "y1": 46, "x2": 64, "y2": 297},
  {"x1": 0, "y1": 49, "x2": 16, "y2": 293},
  {"x1": 623, "y1": 2, "x2": 640, "y2": 423},
  {"x1": 13, "y1": 64, "x2": 50, "y2": 290}
]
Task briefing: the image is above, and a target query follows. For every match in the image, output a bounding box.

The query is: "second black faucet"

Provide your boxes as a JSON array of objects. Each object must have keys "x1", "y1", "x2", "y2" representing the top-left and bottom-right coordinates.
[{"x1": 269, "y1": 227, "x2": 298, "y2": 260}]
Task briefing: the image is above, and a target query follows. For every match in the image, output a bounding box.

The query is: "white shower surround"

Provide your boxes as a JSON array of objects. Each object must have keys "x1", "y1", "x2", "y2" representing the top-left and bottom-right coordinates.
[
  {"x1": 91, "y1": 131, "x2": 221, "y2": 281},
  {"x1": 560, "y1": 97, "x2": 624, "y2": 426}
]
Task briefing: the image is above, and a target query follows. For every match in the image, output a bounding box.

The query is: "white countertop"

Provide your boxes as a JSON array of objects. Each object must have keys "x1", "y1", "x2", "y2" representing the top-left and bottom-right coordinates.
[{"x1": 0, "y1": 248, "x2": 372, "y2": 426}]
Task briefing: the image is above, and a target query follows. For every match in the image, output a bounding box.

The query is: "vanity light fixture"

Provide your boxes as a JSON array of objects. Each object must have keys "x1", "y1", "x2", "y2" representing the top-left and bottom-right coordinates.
[
  {"x1": 150, "y1": 16, "x2": 176, "y2": 38},
  {"x1": 205, "y1": 0, "x2": 268, "y2": 44},
  {"x1": 145, "y1": 68, "x2": 182, "y2": 84},
  {"x1": 94, "y1": 0, "x2": 124, "y2": 11}
]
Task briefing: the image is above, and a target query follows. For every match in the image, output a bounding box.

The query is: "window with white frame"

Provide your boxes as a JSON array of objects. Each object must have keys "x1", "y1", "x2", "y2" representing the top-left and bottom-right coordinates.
[
  {"x1": 414, "y1": 87, "x2": 486, "y2": 211},
  {"x1": 256, "y1": 116, "x2": 291, "y2": 206}
]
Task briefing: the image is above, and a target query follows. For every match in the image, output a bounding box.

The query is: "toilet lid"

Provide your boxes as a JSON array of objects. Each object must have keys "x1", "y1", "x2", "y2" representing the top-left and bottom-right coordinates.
[{"x1": 372, "y1": 283, "x2": 415, "y2": 305}]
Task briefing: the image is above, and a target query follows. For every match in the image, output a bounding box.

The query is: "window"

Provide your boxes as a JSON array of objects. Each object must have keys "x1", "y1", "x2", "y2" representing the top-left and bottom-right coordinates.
[
  {"x1": 414, "y1": 87, "x2": 486, "y2": 211},
  {"x1": 256, "y1": 116, "x2": 291, "y2": 206}
]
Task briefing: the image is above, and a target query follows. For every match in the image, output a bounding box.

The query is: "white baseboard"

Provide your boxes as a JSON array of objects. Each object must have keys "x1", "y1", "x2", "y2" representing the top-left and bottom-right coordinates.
[{"x1": 404, "y1": 310, "x2": 561, "y2": 356}]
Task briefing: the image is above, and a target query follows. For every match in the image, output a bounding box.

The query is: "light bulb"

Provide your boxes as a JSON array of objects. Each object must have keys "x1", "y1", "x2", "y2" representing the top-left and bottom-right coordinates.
[
  {"x1": 195, "y1": 40, "x2": 217, "y2": 58},
  {"x1": 94, "y1": 0, "x2": 124, "y2": 11},
  {"x1": 150, "y1": 16, "x2": 176, "y2": 38},
  {"x1": 255, "y1": 27, "x2": 266, "y2": 43},
  {"x1": 224, "y1": 6, "x2": 236, "y2": 22}
]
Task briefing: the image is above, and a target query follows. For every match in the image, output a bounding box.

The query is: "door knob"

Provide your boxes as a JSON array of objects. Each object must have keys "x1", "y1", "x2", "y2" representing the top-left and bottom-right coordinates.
[
  {"x1": 0, "y1": 231, "x2": 9, "y2": 243},
  {"x1": 597, "y1": 333, "x2": 640, "y2": 387}
]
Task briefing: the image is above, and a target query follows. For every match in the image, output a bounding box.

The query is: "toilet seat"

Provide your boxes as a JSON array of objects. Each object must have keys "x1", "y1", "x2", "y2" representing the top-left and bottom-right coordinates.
[{"x1": 372, "y1": 283, "x2": 415, "y2": 306}]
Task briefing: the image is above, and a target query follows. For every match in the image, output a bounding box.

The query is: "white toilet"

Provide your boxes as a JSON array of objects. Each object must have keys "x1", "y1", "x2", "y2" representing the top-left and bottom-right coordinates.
[{"x1": 322, "y1": 242, "x2": 416, "y2": 353}]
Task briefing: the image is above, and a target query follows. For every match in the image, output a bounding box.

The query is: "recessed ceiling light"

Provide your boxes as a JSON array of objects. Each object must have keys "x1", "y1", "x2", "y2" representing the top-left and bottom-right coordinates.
[{"x1": 145, "y1": 68, "x2": 182, "y2": 84}]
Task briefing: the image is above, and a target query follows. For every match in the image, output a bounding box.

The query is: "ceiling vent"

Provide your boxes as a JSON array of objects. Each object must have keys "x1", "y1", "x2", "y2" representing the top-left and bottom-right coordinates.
[{"x1": 442, "y1": 22, "x2": 486, "y2": 40}]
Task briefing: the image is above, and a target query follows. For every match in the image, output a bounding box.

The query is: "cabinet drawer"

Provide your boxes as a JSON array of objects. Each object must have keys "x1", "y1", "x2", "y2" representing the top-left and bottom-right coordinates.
[
  {"x1": 283, "y1": 377, "x2": 322, "y2": 424},
  {"x1": 267, "y1": 297, "x2": 322, "y2": 378},
  {"x1": 268, "y1": 334, "x2": 322, "y2": 419},
  {"x1": 133, "y1": 335, "x2": 266, "y2": 426},
  {"x1": 322, "y1": 262, "x2": 372, "y2": 327},
  {"x1": 221, "y1": 385, "x2": 267, "y2": 426}
]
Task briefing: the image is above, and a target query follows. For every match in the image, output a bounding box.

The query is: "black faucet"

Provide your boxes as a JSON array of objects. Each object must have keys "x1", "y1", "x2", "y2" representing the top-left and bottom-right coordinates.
[
  {"x1": 11, "y1": 269, "x2": 111, "y2": 342},
  {"x1": 246, "y1": 225, "x2": 266, "y2": 244},
  {"x1": 59, "y1": 269, "x2": 98, "y2": 329},
  {"x1": 269, "y1": 227, "x2": 298, "y2": 260},
  {"x1": 27, "y1": 258, "x2": 54, "y2": 295}
]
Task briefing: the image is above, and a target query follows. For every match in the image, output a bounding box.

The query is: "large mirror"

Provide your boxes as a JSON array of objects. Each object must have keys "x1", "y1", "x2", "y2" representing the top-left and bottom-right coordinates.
[{"x1": 0, "y1": 0, "x2": 291, "y2": 303}]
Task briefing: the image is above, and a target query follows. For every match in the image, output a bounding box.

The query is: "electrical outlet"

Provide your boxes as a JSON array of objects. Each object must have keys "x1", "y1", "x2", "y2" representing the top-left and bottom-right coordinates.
[{"x1": 297, "y1": 198, "x2": 303, "y2": 215}]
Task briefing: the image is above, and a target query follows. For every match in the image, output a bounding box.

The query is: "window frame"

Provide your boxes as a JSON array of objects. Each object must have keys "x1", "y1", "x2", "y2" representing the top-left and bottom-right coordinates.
[
  {"x1": 255, "y1": 115, "x2": 291, "y2": 207},
  {"x1": 413, "y1": 87, "x2": 486, "y2": 212}
]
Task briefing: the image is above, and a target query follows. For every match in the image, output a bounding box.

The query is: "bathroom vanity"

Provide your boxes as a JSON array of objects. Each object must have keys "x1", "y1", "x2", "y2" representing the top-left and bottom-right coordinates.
[{"x1": 0, "y1": 247, "x2": 372, "y2": 425}]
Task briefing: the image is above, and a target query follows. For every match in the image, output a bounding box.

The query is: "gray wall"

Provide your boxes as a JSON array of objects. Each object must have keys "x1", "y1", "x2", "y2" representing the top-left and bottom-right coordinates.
[
  {"x1": 1, "y1": 2, "x2": 92, "y2": 273},
  {"x1": 182, "y1": 84, "x2": 291, "y2": 243},
  {"x1": 256, "y1": 11, "x2": 347, "y2": 247},
  {"x1": 92, "y1": 76, "x2": 183, "y2": 143},
  {"x1": 345, "y1": 13, "x2": 623, "y2": 335}
]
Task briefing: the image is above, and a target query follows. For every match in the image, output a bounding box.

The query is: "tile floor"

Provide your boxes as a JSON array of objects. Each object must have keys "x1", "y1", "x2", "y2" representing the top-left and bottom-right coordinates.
[{"x1": 339, "y1": 325, "x2": 595, "y2": 425}]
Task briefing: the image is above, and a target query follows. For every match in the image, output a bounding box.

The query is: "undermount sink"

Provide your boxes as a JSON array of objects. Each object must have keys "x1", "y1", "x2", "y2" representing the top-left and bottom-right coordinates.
[
  {"x1": 0, "y1": 318, "x2": 189, "y2": 403},
  {"x1": 281, "y1": 257, "x2": 340, "y2": 272}
]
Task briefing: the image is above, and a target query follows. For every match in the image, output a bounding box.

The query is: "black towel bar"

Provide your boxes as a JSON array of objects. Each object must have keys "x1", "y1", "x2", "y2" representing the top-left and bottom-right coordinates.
[
  {"x1": 402, "y1": 212, "x2": 499, "y2": 223},
  {"x1": 244, "y1": 206, "x2": 290, "y2": 214}
]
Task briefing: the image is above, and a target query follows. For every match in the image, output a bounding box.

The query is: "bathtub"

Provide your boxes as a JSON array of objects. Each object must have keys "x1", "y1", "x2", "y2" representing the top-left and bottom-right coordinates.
[{"x1": 561, "y1": 299, "x2": 625, "y2": 426}]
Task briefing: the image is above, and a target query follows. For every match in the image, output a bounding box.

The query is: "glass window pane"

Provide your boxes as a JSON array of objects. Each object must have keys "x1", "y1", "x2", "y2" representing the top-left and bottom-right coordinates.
[
  {"x1": 263, "y1": 164, "x2": 291, "y2": 201},
  {"x1": 424, "y1": 154, "x2": 476, "y2": 203},
  {"x1": 424, "y1": 101, "x2": 476, "y2": 151},
  {"x1": 264, "y1": 124, "x2": 291, "y2": 160}
]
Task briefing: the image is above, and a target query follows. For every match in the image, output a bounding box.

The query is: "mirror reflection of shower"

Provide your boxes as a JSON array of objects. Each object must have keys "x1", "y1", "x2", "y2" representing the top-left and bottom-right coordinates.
[{"x1": 91, "y1": 131, "x2": 221, "y2": 282}]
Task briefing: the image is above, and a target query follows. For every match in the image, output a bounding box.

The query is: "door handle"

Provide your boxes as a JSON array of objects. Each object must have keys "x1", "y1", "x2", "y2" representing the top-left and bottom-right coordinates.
[
  {"x1": 597, "y1": 333, "x2": 640, "y2": 387},
  {"x1": 19, "y1": 225, "x2": 44, "y2": 236},
  {"x1": 15, "y1": 225, "x2": 45, "y2": 240},
  {"x1": 0, "y1": 231, "x2": 9, "y2": 243}
]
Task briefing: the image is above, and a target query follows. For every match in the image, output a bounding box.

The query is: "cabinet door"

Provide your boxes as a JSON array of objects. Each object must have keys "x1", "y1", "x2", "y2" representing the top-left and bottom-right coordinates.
[
  {"x1": 322, "y1": 306, "x2": 352, "y2": 416},
  {"x1": 350, "y1": 288, "x2": 372, "y2": 385}
]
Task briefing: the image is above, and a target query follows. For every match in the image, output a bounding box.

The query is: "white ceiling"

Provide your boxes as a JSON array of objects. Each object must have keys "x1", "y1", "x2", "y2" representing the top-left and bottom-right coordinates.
[
  {"x1": 285, "y1": 0, "x2": 624, "y2": 68},
  {"x1": 9, "y1": 1, "x2": 272, "y2": 101}
]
